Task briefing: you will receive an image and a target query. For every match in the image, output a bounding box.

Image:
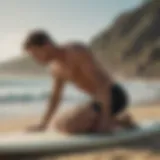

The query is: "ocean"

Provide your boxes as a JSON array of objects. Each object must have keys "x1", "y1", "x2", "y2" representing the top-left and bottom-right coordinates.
[{"x1": 0, "y1": 77, "x2": 159, "y2": 119}]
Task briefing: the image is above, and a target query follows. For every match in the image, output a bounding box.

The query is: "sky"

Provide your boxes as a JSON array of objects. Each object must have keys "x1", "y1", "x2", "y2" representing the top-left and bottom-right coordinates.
[{"x1": 0, "y1": 0, "x2": 142, "y2": 62}]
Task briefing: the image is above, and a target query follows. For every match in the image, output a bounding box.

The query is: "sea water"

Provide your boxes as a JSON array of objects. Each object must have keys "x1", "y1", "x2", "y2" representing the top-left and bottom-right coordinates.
[{"x1": 0, "y1": 77, "x2": 159, "y2": 119}]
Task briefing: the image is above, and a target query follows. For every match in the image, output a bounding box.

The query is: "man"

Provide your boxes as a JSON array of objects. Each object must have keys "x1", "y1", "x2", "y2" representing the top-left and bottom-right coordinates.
[{"x1": 23, "y1": 30, "x2": 135, "y2": 134}]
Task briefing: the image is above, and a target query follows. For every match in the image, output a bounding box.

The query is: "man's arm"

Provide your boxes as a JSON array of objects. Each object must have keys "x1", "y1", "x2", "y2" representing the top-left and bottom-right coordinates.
[
  {"x1": 94, "y1": 85, "x2": 112, "y2": 132},
  {"x1": 40, "y1": 77, "x2": 65, "y2": 129},
  {"x1": 28, "y1": 77, "x2": 65, "y2": 131},
  {"x1": 89, "y1": 73, "x2": 112, "y2": 132}
]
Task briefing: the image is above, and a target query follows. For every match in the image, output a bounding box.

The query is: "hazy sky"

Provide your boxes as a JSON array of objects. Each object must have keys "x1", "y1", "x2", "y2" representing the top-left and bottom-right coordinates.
[{"x1": 0, "y1": 0, "x2": 142, "y2": 62}]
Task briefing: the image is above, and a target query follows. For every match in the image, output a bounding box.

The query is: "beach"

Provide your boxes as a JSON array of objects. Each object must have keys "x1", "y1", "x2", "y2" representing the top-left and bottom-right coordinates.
[
  {"x1": 0, "y1": 103, "x2": 160, "y2": 160},
  {"x1": 0, "y1": 78, "x2": 159, "y2": 159}
]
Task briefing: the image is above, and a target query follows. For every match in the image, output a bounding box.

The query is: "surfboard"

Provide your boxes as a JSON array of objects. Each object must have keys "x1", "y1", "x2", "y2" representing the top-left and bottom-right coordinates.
[{"x1": 0, "y1": 120, "x2": 160, "y2": 159}]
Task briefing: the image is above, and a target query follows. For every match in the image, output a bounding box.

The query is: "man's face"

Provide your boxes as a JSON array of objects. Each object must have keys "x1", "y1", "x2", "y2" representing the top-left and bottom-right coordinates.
[{"x1": 26, "y1": 44, "x2": 53, "y2": 64}]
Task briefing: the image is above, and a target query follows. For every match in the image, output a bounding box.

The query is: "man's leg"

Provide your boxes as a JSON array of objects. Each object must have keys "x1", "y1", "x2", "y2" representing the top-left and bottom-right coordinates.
[{"x1": 52, "y1": 102, "x2": 99, "y2": 134}]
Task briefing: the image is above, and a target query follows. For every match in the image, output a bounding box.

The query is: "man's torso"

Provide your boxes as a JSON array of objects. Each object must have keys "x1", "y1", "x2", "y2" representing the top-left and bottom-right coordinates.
[{"x1": 49, "y1": 42, "x2": 113, "y2": 95}]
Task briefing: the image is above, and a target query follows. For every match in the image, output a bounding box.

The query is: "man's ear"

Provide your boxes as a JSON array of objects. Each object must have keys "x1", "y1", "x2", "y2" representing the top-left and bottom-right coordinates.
[
  {"x1": 43, "y1": 42, "x2": 52, "y2": 50},
  {"x1": 42, "y1": 43, "x2": 51, "y2": 50}
]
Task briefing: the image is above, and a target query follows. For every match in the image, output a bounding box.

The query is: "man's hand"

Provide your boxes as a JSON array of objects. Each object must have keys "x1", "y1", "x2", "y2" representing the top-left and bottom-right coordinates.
[
  {"x1": 27, "y1": 124, "x2": 46, "y2": 132},
  {"x1": 27, "y1": 77, "x2": 64, "y2": 133}
]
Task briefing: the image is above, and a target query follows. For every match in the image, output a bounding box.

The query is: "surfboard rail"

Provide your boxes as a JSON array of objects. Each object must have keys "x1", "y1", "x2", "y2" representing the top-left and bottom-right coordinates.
[{"x1": 0, "y1": 120, "x2": 160, "y2": 159}]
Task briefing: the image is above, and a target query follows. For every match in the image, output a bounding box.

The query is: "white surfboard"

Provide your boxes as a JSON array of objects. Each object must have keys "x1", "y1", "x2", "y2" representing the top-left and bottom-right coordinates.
[{"x1": 0, "y1": 120, "x2": 160, "y2": 159}]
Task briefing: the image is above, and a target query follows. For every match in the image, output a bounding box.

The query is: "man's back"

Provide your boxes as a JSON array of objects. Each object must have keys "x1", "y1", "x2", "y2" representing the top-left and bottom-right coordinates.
[{"x1": 50, "y1": 42, "x2": 113, "y2": 95}]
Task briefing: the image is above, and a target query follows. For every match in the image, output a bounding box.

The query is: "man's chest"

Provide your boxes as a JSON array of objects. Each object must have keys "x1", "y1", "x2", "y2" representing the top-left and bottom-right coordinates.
[{"x1": 49, "y1": 61, "x2": 81, "y2": 81}]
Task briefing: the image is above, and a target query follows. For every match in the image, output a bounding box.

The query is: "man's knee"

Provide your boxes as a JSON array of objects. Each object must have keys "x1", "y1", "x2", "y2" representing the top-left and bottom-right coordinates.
[
  {"x1": 52, "y1": 103, "x2": 98, "y2": 133},
  {"x1": 53, "y1": 118, "x2": 84, "y2": 134},
  {"x1": 52, "y1": 118, "x2": 72, "y2": 133}
]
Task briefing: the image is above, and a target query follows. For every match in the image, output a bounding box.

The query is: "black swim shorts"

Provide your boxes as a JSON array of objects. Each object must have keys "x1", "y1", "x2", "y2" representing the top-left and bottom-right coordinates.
[{"x1": 92, "y1": 83, "x2": 129, "y2": 116}]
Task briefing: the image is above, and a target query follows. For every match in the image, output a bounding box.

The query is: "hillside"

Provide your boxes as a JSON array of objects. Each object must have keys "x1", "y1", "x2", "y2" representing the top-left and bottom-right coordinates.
[
  {"x1": 91, "y1": 0, "x2": 160, "y2": 78},
  {"x1": 0, "y1": 55, "x2": 48, "y2": 76},
  {"x1": 0, "y1": 0, "x2": 159, "y2": 78}
]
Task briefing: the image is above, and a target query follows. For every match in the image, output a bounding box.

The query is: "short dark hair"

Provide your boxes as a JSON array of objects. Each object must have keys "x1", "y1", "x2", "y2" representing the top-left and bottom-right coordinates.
[{"x1": 23, "y1": 30, "x2": 53, "y2": 49}]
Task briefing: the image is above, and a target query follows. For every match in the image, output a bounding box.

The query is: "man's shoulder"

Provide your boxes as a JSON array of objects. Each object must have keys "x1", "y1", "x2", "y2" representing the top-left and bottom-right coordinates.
[
  {"x1": 61, "y1": 41, "x2": 94, "y2": 62},
  {"x1": 62, "y1": 41, "x2": 90, "y2": 51}
]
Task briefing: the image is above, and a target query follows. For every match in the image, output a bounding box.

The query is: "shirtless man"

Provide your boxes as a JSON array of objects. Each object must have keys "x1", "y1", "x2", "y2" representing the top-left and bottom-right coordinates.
[{"x1": 23, "y1": 30, "x2": 134, "y2": 133}]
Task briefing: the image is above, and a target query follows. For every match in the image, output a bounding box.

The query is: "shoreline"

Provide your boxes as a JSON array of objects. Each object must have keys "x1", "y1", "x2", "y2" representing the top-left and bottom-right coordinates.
[{"x1": 0, "y1": 73, "x2": 159, "y2": 82}]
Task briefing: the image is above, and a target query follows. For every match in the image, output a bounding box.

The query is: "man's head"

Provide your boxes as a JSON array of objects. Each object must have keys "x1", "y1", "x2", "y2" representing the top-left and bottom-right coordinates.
[{"x1": 23, "y1": 30, "x2": 58, "y2": 64}]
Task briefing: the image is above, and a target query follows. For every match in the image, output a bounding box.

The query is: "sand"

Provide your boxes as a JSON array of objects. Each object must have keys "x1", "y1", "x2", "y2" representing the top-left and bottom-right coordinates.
[{"x1": 0, "y1": 103, "x2": 160, "y2": 160}]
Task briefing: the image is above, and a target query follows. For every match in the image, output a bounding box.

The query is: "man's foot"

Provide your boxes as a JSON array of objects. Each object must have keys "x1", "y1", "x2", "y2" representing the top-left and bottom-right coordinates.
[{"x1": 115, "y1": 113, "x2": 137, "y2": 129}]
